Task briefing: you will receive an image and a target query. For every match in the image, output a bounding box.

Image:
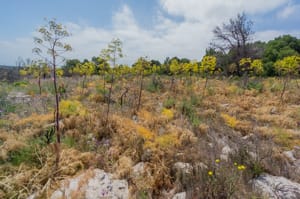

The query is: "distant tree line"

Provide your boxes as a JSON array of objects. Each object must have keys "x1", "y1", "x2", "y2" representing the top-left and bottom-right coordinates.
[{"x1": 60, "y1": 32, "x2": 299, "y2": 78}]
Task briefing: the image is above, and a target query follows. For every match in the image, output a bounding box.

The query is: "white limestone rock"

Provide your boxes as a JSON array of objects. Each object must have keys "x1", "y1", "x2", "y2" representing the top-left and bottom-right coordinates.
[
  {"x1": 172, "y1": 192, "x2": 186, "y2": 199},
  {"x1": 50, "y1": 169, "x2": 128, "y2": 199},
  {"x1": 252, "y1": 173, "x2": 300, "y2": 199}
]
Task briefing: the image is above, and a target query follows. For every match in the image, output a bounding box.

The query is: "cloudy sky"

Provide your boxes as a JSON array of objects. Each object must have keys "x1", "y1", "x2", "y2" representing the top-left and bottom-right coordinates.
[{"x1": 0, "y1": 0, "x2": 299, "y2": 66}]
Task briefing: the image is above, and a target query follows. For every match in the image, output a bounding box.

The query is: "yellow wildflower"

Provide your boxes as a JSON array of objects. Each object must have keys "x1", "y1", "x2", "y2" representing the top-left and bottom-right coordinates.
[
  {"x1": 215, "y1": 159, "x2": 220, "y2": 163},
  {"x1": 208, "y1": 171, "x2": 213, "y2": 176},
  {"x1": 237, "y1": 165, "x2": 246, "y2": 170}
]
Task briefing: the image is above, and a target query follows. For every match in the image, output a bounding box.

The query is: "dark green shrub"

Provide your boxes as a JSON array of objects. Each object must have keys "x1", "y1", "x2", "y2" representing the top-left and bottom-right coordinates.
[{"x1": 13, "y1": 80, "x2": 29, "y2": 87}]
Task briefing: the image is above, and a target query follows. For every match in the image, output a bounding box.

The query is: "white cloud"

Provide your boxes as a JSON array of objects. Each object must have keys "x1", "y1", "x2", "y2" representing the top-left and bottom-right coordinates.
[
  {"x1": 0, "y1": 1, "x2": 299, "y2": 66},
  {"x1": 277, "y1": 3, "x2": 300, "y2": 19},
  {"x1": 160, "y1": 0, "x2": 288, "y2": 22}
]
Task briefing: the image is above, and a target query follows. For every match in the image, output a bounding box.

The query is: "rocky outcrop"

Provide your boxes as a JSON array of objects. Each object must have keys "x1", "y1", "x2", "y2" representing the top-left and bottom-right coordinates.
[
  {"x1": 50, "y1": 169, "x2": 128, "y2": 199},
  {"x1": 252, "y1": 173, "x2": 300, "y2": 199},
  {"x1": 283, "y1": 146, "x2": 300, "y2": 182},
  {"x1": 7, "y1": 92, "x2": 31, "y2": 104}
]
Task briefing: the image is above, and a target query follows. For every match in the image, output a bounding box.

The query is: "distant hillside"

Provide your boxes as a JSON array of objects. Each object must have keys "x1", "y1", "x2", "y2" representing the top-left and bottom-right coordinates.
[{"x1": 0, "y1": 65, "x2": 21, "y2": 82}]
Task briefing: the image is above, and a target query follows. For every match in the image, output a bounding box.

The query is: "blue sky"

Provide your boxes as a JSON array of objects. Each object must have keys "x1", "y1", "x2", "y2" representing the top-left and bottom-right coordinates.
[{"x1": 0, "y1": 0, "x2": 299, "y2": 65}]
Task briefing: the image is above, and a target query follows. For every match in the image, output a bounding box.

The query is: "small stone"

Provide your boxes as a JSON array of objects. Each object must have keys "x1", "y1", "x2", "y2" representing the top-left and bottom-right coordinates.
[
  {"x1": 158, "y1": 127, "x2": 165, "y2": 136},
  {"x1": 242, "y1": 133, "x2": 254, "y2": 140},
  {"x1": 132, "y1": 162, "x2": 145, "y2": 178},
  {"x1": 172, "y1": 192, "x2": 186, "y2": 199},
  {"x1": 249, "y1": 152, "x2": 257, "y2": 160},
  {"x1": 220, "y1": 145, "x2": 232, "y2": 161},
  {"x1": 132, "y1": 115, "x2": 138, "y2": 122},
  {"x1": 195, "y1": 162, "x2": 208, "y2": 170},
  {"x1": 208, "y1": 143, "x2": 214, "y2": 148},
  {"x1": 173, "y1": 162, "x2": 193, "y2": 174},
  {"x1": 283, "y1": 151, "x2": 297, "y2": 162},
  {"x1": 141, "y1": 149, "x2": 152, "y2": 162},
  {"x1": 293, "y1": 146, "x2": 300, "y2": 159},
  {"x1": 270, "y1": 107, "x2": 277, "y2": 115}
]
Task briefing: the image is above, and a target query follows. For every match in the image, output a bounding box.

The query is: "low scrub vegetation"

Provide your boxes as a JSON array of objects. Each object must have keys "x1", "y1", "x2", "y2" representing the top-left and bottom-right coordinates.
[{"x1": 1, "y1": 75, "x2": 300, "y2": 198}]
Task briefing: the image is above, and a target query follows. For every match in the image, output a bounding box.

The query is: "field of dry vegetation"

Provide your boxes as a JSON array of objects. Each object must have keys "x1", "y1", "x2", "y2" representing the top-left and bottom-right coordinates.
[{"x1": 1, "y1": 75, "x2": 300, "y2": 198}]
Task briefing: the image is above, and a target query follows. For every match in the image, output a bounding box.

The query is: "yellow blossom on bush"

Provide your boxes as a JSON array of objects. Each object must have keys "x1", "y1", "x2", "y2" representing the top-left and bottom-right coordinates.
[
  {"x1": 221, "y1": 113, "x2": 239, "y2": 128},
  {"x1": 59, "y1": 100, "x2": 86, "y2": 117},
  {"x1": 155, "y1": 133, "x2": 180, "y2": 149},
  {"x1": 162, "y1": 108, "x2": 174, "y2": 120},
  {"x1": 136, "y1": 125, "x2": 155, "y2": 140}
]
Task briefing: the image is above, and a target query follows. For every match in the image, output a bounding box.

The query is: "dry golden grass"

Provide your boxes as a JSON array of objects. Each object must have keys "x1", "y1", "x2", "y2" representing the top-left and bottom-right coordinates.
[
  {"x1": 197, "y1": 123, "x2": 210, "y2": 135},
  {"x1": 0, "y1": 147, "x2": 96, "y2": 198},
  {"x1": 114, "y1": 156, "x2": 133, "y2": 178},
  {"x1": 15, "y1": 113, "x2": 53, "y2": 129},
  {"x1": 0, "y1": 131, "x2": 26, "y2": 161}
]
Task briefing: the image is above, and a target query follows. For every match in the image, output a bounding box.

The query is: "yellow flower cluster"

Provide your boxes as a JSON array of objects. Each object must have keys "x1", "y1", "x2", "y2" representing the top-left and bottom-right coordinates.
[
  {"x1": 237, "y1": 165, "x2": 246, "y2": 171},
  {"x1": 161, "y1": 108, "x2": 174, "y2": 120},
  {"x1": 59, "y1": 100, "x2": 87, "y2": 117},
  {"x1": 221, "y1": 113, "x2": 239, "y2": 128}
]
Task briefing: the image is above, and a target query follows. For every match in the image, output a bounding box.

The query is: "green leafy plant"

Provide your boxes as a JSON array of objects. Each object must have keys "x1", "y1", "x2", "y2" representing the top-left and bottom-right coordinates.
[
  {"x1": 180, "y1": 96, "x2": 202, "y2": 127},
  {"x1": 163, "y1": 97, "x2": 176, "y2": 109},
  {"x1": 62, "y1": 136, "x2": 76, "y2": 148},
  {"x1": 8, "y1": 138, "x2": 45, "y2": 167},
  {"x1": 247, "y1": 81, "x2": 264, "y2": 92}
]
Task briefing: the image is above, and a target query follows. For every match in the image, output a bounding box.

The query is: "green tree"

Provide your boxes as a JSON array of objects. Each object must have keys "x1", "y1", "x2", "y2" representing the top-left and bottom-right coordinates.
[
  {"x1": 240, "y1": 58, "x2": 264, "y2": 87},
  {"x1": 33, "y1": 19, "x2": 72, "y2": 168},
  {"x1": 169, "y1": 59, "x2": 182, "y2": 90},
  {"x1": 73, "y1": 61, "x2": 95, "y2": 91},
  {"x1": 263, "y1": 35, "x2": 300, "y2": 76},
  {"x1": 200, "y1": 55, "x2": 217, "y2": 95},
  {"x1": 250, "y1": 59, "x2": 264, "y2": 76},
  {"x1": 274, "y1": 55, "x2": 300, "y2": 102},
  {"x1": 62, "y1": 59, "x2": 81, "y2": 76}
]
